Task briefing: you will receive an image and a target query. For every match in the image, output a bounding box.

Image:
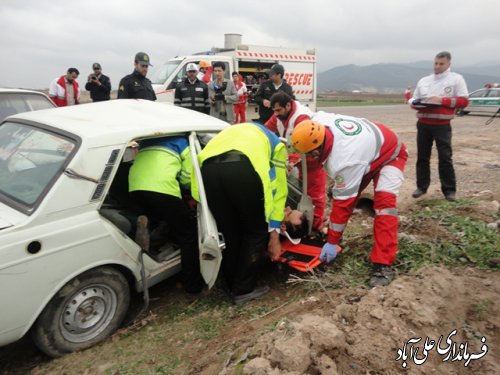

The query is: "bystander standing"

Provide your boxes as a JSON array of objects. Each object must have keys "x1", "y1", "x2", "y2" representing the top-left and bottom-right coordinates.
[
  {"x1": 254, "y1": 64, "x2": 294, "y2": 123},
  {"x1": 208, "y1": 62, "x2": 238, "y2": 123},
  {"x1": 85, "y1": 63, "x2": 111, "y2": 102},
  {"x1": 117, "y1": 52, "x2": 156, "y2": 101},
  {"x1": 232, "y1": 72, "x2": 247, "y2": 123},
  {"x1": 408, "y1": 51, "x2": 469, "y2": 201},
  {"x1": 49, "y1": 68, "x2": 80, "y2": 107},
  {"x1": 174, "y1": 63, "x2": 210, "y2": 114}
]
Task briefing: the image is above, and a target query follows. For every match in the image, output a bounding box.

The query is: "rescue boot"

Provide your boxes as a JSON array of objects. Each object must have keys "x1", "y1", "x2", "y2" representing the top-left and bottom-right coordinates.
[
  {"x1": 369, "y1": 263, "x2": 394, "y2": 288},
  {"x1": 232, "y1": 285, "x2": 270, "y2": 305},
  {"x1": 444, "y1": 192, "x2": 457, "y2": 201},
  {"x1": 412, "y1": 188, "x2": 426, "y2": 199}
]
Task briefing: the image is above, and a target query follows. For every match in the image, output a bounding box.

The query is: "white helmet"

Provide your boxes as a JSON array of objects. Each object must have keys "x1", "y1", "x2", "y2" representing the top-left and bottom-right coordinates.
[{"x1": 186, "y1": 63, "x2": 198, "y2": 72}]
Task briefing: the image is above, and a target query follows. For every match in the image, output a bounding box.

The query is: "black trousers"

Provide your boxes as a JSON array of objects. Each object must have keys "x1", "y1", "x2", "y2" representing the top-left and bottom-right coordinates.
[
  {"x1": 131, "y1": 191, "x2": 204, "y2": 293},
  {"x1": 416, "y1": 122, "x2": 456, "y2": 194},
  {"x1": 201, "y1": 155, "x2": 268, "y2": 296}
]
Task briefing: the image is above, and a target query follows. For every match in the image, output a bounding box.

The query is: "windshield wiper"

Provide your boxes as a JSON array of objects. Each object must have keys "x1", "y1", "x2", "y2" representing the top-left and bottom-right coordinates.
[{"x1": 64, "y1": 168, "x2": 99, "y2": 184}]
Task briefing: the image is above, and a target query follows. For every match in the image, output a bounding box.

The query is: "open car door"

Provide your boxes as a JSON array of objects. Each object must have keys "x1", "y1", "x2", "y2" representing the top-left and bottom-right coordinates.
[{"x1": 189, "y1": 132, "x2": 223, "y2": 288}]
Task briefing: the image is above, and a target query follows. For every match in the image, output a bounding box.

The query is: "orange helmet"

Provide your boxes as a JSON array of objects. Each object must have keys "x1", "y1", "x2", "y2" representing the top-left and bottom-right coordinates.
[
  {"x1": 291, "y1": 120, "x2": 326, "y2": 153},
  {"x1": 199, "y1": 60, "x2": 210, "y2": 68}
]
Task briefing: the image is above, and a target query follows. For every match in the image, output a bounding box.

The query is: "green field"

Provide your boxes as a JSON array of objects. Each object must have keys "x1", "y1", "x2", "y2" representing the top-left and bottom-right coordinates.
[{"x1": 317, "y1": 94, "x2": 405, "y2": 107}]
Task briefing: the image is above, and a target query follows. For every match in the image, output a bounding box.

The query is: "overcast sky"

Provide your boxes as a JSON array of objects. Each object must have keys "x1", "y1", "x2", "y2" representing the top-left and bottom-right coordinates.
[{"x1": 1, "y1": 0, "x2": 499, "y2": 89}]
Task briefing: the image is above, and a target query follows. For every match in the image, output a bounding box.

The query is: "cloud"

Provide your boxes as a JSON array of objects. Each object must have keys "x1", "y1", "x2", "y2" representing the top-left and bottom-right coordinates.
[{"x1": 0, "y1": 0, "x2": 499, "y2": 89}]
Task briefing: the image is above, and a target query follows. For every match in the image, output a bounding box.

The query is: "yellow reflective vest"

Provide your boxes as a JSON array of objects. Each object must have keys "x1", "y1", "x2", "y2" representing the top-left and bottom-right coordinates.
[
  {"x1": 192, "y1": 123, "x2": 288, "y2": 229},
  {"x1": 129, "y1": 137, "x2": 192, "y2": 198}
]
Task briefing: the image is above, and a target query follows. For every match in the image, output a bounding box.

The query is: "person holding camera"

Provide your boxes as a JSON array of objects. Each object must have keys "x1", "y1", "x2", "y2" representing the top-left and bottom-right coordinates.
[
  {"x1": 208, "y1": 61, "x2": 238, "y2": 123},
  {"x1": 85, "y1": 63, "x2": 111, "y2": 102}
]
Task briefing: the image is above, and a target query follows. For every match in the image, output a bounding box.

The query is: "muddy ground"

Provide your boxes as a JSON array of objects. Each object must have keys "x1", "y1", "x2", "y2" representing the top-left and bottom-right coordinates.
[{"x1": 0, "y1": 105, "x2": 499, "y2": 374}]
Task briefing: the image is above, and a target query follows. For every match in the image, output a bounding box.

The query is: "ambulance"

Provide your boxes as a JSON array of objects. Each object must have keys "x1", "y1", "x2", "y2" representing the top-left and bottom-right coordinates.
[{"x1": 150, "y1": 34, "x2": 317, "y2": 120}]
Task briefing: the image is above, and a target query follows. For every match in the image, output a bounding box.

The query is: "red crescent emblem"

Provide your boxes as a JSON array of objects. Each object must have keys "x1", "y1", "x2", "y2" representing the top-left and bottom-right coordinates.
[{"x1": 344, "y1": 123, "x2": 355, "y2": 130}]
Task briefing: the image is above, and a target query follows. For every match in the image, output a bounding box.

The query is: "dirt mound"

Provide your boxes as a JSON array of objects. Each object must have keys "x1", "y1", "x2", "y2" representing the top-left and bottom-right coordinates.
[{"x1": 221, "y1": 267, "x2": 499, "y2": 374}]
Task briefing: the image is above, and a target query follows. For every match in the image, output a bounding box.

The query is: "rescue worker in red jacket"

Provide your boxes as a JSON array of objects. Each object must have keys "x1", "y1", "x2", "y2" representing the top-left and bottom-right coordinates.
[
  {"x1": 232, "y1": 72, "x2": 248, "y2": 123},
  {"x1": 197, "y1": 60, "x2": 213, "y2": 84},
  {"x1": 409, "y1": 51, "x2": 469, "y2": 201},
  {"x1": 265, "y1": 92, "x2": 327, "y2": 232},
  {"x1": 291, "y1": 112, "x2": 408, "y2": 287},
  {"x1": 404, "y1": 86, "x2": 411, "y2": 104},
  {"x1": 49, "y1": 68, "x2": 80, "y2": 107}
]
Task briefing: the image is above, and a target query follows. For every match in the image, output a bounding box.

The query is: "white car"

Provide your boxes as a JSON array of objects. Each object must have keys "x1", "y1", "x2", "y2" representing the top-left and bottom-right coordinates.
[
  {"x1": 0, "y1": 88, "x2": 55, "y2": 121},
  {"x1": 0, "y1": 100, "x2": 227, "y2": 357}
]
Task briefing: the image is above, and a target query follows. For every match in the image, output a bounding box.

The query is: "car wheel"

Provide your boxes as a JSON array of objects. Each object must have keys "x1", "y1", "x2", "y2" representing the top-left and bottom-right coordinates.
[{"x1": 31, "y1": 267, "x2": 130, "y2": 358}]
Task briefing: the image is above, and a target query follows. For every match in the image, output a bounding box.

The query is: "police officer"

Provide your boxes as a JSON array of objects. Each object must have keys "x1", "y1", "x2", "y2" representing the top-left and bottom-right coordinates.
[
  {"x1": 129, "y1": 136, "x2": 204, "y2": 294},
  {"x1": 117, "y1": 52, "x2": 157, "y2": 101},
  {"x1": 174, "y1": 63, "x2": 210, "y2": 114},
  {"x1": 191, "y1": 123, "x2": 288, "y2": 304}
]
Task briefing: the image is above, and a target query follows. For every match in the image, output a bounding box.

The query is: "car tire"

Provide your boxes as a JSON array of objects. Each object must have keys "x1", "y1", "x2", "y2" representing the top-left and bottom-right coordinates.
[{"x1": 31, "y1": 267, "x2": 130, "y2": 358}]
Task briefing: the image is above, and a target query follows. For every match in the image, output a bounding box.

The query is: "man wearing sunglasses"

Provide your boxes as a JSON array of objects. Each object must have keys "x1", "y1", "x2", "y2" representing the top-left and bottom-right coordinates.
[
  {"x1": 117, "y1": 52, "x2": 157, "y2": 101},
  {"x1": 85, "y1": 62, "x2": 111, "y2": 102}
]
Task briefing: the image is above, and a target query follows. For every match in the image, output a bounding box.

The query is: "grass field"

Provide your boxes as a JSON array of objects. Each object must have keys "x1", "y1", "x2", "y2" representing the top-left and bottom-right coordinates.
[{"x1": 317, "y1": 92, "x2": 406, "y2": 107}]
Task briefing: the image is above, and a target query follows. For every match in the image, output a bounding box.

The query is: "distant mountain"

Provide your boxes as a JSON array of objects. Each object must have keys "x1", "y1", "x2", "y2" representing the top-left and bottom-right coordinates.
[
  {"x1": 455, "y1": 65, "x2": 500, "y2": 78},
  {"x1": 318, "y1": 63, "x2": 500, "y2": 93}
]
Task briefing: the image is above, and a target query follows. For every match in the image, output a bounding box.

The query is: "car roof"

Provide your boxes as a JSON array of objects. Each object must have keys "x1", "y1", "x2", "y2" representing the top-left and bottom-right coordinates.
[
  {"x1": 469, "y1": 87, "x2": 500, "y2": 101},
  {"x1": 6, "y1": 100, "x2": 229, "y2": 146},
  {"x1": 471, "y1": 87, "x2": 500, "y2": 92},
  {"x1": 0, "y1": 88, "x2": 50, "y2": 96}
]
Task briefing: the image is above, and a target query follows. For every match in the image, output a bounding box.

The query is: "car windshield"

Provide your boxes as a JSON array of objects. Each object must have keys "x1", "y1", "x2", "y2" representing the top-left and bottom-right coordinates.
[
  {"x1": 0, "y1": 92, "x2": 55, "y2": 121},
  {"x1": 149, "y1": 60, "x2": 182, "y2": 85},
  {"x1": 0, "y1": 122, "x2": 76, "y2": 210}
]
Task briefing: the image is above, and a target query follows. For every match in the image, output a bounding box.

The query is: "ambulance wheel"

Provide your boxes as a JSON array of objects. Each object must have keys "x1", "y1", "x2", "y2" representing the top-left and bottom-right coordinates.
[{"x1": 31, "y1": 267, "x2": 130, "y2": 358}]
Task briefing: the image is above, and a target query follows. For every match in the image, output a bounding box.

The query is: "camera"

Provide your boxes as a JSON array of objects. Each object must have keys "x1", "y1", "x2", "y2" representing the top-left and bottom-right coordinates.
[
  {"x1": 213, "y1": 82, "x2": 227, "y2": 101},
  {"x1": 91, "y1": 75, "x2": 97, "y2": 80}
]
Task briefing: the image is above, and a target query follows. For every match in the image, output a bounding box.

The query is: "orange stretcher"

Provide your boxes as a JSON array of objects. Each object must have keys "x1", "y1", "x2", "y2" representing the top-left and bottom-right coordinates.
[{"x1": 276, "y1": 236, "x2": 341, "y2": 272}]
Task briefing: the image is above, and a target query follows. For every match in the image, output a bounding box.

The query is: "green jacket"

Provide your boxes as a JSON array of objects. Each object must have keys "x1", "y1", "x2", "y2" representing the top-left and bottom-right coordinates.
[
  {"x1": 129, "y1": 137, "x2": 191, "y2": 198},
  {"x1": 192, "y1": 123, "x2": 288, "y2": 229}
]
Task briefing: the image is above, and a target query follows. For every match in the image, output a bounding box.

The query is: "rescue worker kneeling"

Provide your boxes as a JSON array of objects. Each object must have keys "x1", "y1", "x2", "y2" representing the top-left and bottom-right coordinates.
[
  {"x1": 129, "y1": 136, "x2": 205, "y2": 294},
  {"x1": 192, "y1": 123, "x2": 303, "y2": 305},
  {"x1": 291, "y1": 113, "x2": 408, "y2": 287}
]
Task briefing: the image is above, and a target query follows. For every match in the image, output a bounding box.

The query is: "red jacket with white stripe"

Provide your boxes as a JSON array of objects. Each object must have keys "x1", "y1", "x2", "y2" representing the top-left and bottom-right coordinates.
[
  {"x1": 197, "y1": 67, "x2": 213, "y2": 84},
  {"x1": 266, "y1": 100, "x2": 313, "y2": 164},
  {"x1": 49, "y1": 75, "x2": 80, "y2": 107},
  {"x1": 234, "y1": 80, "x2": 248, "y2": 104},
  {"x1": 409, "y1": 68, "x2": 469, "y2": 125},
  {"x1": 312, "y1": 111, "x2": 402, "y2": 244}
]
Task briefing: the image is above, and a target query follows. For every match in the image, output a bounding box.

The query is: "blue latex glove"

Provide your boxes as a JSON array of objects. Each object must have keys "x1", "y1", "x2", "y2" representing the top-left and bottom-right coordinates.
[{"x1": 320, "y1": 243, "x2": 338, "y2": 263}]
